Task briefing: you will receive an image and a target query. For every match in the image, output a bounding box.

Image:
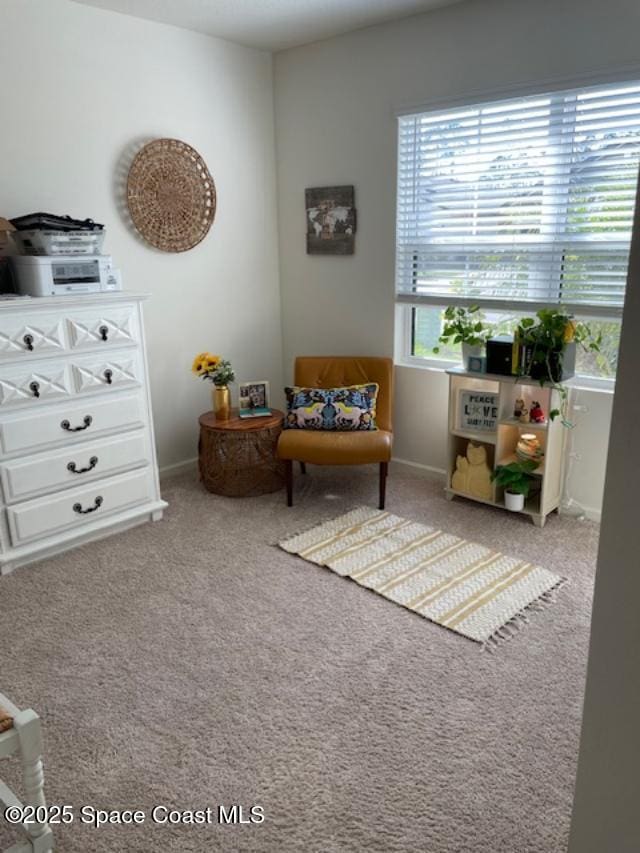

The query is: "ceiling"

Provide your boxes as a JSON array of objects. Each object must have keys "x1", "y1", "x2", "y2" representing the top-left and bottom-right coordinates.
[{"x1": 71, "y1": 0, "x2": 467, "y2": 51}]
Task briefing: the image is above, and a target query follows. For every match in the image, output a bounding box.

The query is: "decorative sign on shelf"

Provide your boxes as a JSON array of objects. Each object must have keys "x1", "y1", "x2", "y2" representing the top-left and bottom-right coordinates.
[
  {"x1": 459, "y1": 390, "x2": 499, "y2": 432},
  {"x1": 305, "y1": 185, "x2": 356, "y2": 255},
  {"x1": 127, "y1": 138, "x2": 216, "y2": 253}
]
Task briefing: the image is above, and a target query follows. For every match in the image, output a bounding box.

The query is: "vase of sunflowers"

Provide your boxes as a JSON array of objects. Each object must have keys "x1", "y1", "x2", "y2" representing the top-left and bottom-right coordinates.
[
  {"x1": 212, "y1": 385, "x2": 231, "y2": 421},
  {"x1": 192, "y1": 352, "x2": 235, "y2": 420}
]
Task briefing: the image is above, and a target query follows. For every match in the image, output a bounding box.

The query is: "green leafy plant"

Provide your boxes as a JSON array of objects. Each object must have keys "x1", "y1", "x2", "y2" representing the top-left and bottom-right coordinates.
[
  {"x1": 516, "y1": 309, "x2": 601, "y2": 425},
  {"x1": 207, "y1": 359, "x2": 235, "y2": 386},
  {"x1": 491, "y1": 459, "x2": 539, "y2": 497},
  {"x1": 433, "y1": 305, "x2": 492, "y2": 354}
]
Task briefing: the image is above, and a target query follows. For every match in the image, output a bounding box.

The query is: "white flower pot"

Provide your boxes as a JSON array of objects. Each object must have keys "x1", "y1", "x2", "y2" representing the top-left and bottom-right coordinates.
[
  {"x1": 462, "y1": 343, "x2": 483, "y2": 370},
  {"x1": 504, "y1": 491, "x2": 525, "y2": 512}
]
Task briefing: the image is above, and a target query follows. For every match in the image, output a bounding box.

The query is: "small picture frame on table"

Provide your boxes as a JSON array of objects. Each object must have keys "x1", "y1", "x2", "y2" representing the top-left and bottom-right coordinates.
[{"x1": 239, "y1": 381, "x2": 271, "y2": 418}]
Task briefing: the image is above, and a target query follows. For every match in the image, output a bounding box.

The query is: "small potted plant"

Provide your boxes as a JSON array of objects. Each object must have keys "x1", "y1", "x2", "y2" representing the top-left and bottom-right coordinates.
[
  {"x1": 192, "y1": 352, "x2": 235, "y2": 420},
  {"x1": 433, "y1": 305, "x2": 492, "y2": 369},
  {"x1": 516, "y1": 310, "x2": 601, "y2": 425},
  {"x1": 491, "y1": 459, "x2": 539, "y2": 512}
]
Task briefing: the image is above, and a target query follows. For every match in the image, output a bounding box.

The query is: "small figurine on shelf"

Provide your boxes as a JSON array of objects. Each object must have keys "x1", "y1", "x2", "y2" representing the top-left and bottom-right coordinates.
[
  {"x1": 513, "y1": 397, "x2": 526, "y2": 419},
  {"x1": 529, "y1": 401, "x2": 545, "y2": 424},
  {"x1": 519, "y1": 405, "x2": 530, "y2": 424}
]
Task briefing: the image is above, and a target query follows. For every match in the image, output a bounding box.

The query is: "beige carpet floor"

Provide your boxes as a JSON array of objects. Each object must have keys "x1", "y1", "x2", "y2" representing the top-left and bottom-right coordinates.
[{"x1": 0, "y1": 464, "x2": 599, "y2": 853}]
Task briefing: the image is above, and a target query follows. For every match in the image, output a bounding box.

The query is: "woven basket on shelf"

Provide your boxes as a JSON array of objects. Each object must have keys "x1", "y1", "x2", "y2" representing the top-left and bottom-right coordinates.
[{"x1": 127, "y1": 138, "x2": 216, "y2": 253}]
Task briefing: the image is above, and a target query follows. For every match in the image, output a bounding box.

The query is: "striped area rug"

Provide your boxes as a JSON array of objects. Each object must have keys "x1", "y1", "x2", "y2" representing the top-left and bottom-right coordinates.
[{"x1": 279, "y1": 507, "x2": 565, "y2": 645}]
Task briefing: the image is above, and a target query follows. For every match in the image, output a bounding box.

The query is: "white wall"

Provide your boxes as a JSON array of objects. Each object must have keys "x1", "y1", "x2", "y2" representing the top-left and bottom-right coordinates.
[
  {"x1": 0, "y1": 0, "x2": 282, "y2": 470},
  {"x1": 274, "y1": 0, "x2": 639, "y2": 517},
  {"x1": 568, "y1": 177, "x2": 640, "y2": 853}
]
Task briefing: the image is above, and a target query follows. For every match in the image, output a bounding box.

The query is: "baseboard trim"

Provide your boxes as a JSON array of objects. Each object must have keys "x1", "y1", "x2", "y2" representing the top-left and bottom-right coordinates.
[
  {"x1": 560, "y1": 503, "x2": 602, "y2": 523},
  {"x1": 391, "y1": 457, "x2": 447, "y2": 478},
  {"x1": 160, "y1": 457, "x2": 198, "y2": 480},
  {"x1": 392, "y1": 458, "x2": 601, "y2": 522},
  {"x1": 157, "y1": 455, "x2": 601, "y2": 521}
]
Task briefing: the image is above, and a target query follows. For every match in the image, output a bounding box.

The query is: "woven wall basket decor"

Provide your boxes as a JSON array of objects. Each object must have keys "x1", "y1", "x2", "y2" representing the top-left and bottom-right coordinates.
[{"x1": 126, "y1": 138, "x2": 216, "y2": 252}]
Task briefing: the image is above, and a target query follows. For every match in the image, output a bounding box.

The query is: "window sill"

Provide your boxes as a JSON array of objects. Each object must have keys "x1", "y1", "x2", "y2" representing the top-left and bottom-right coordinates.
[
  {"x1": 398, "y1": 355, "x2": 459, "y2": 372},
  {"x1": 395, "y1": 356, "x2": 615, "y2": 393}
]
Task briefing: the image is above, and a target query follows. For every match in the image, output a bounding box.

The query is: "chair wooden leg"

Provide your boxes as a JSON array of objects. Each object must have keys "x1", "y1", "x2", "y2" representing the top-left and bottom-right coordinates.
[
  {"x1": 379, "y1": 461, "x2": 388, "y2": 510},
  {"x1": 285, "y1": 459, "x2": 293, "y2": 506},
  {"x1": 300, "y1": 461, "x2": 307, "y2": 475},
  {"x1": 15, "y1": 709, "x2": 53, "y2": 850}
]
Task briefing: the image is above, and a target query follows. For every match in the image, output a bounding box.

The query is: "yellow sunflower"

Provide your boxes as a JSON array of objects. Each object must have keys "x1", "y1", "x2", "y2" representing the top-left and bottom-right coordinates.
[
  {"x1": 192, "y1": 352, "x2": 209, "y2": 374},
  {"x1": 192, "y1": 352, "x2": 222, "y2": 375}
]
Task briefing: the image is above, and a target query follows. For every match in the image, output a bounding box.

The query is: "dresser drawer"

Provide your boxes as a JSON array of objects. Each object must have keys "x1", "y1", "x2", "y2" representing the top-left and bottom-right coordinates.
[
  {"x1": 0, "y1": 359, "x2": 73, "y2": 408},
  {"x1": 0, "y1": 313, "x2": 67, "y2": 360},
  {"x1": 72, "y1": 352, "x2": 141, "y2": 395},
  {"x1": 7, "y1": 468, "x2": 156, "y2": 547},
  {"x1": 0, "y1": 393, "x2": 146, "y2": 456},
  {"x1": 66, "y1": 306, "x2": 138, "y2": 351},
  {"x1": 0, "y1": 431, "x2": 150, "y2": 503}
]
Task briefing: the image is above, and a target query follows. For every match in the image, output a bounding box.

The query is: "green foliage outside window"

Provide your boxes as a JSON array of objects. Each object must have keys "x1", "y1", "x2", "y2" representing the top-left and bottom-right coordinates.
[{"x1": 412, "y1": 307, "x2": 620, "y2": 380}]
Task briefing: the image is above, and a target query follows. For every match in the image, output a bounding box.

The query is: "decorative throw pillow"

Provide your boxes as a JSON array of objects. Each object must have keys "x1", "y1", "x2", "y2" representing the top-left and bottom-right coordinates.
[{"x1": 284, "y1": 384, "x2": 378, "y2": 431}]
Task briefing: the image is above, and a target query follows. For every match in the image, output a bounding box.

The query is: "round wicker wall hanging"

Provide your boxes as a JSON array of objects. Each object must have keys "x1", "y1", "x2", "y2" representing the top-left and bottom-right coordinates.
[{"x1": 126, "y1": 138, "x2": 216, "y2": 252}]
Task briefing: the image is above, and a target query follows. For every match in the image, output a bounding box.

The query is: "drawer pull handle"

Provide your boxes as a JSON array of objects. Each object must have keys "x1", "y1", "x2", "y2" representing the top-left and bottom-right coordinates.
[
  {"x1": 61, "y1": 415, "x2": 93, "y2": 432},
  {"x1": 23, "y1": 334, "x2": 34, "y2": 351},
  {"x1": 29, "y1": 381, "x2": 40, "y2": 398},
  {"x1": 73, "y1": 495, "x2": 103, "y2": 515},
  {"x1": 99, "y1": 325, "x2": 109, "y2": 342},
  {"x1": 103, "y1": 368, "x2": 113, "y2": 385},
  {"x1": 67, "y1": 456, "x2": 98, "y2": 474}
]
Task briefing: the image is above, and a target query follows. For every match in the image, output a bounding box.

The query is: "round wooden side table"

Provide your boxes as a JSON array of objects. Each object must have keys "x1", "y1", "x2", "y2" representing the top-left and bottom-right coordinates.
[{"x1": 198, "y1": 409, "x2": 285, "y2": 497}]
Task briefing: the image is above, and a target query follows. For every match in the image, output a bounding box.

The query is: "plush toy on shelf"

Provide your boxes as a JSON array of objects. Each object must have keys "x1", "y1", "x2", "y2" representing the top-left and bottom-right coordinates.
[
  {"x1": 513, "y1": 397, "x2": 526, "y2": 419},
  {"x1": 519, "y1": 405, "x2": 530, "y2": 424},
  {"x1": 529, "y1": 401, "x2": 545, "y2": 423}
]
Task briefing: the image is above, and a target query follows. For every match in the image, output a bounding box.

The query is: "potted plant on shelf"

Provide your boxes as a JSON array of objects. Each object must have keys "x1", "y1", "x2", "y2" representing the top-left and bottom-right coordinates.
[
  {"x1": 433, "y1": 305, "x2": 492, "y2": 369},
  {"x1": 491, "y1": 459, "x2": 539, "y2": 513},
  {"x1": 192, "y1": 352, "x2": 235, "y2": 420},
  {"x1": 516, "y1": 309, "x2": 601, "y2": 425}
]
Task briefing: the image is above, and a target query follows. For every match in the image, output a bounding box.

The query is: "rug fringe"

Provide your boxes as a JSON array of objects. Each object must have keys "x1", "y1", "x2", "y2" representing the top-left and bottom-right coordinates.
[{"x1": 482, "y1": 577, "x2": 568, "y2": 652}]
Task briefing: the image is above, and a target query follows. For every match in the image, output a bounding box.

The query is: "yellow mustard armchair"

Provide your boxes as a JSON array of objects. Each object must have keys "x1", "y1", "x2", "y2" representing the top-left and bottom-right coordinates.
[{"x1": 277, "y1": 356, "x2": 394, "y2": 508}]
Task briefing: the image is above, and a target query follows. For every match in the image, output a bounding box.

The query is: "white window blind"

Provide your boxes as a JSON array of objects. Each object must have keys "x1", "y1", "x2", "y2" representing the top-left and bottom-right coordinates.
[{"x1": 396, "y1": 81, "x2": 640, "y2": 317}]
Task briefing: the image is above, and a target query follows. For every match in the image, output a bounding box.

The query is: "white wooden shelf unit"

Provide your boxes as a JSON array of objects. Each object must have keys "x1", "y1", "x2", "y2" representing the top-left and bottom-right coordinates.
[{"x1": 445, "y1": 367, "x2": 569, "y2": 527}]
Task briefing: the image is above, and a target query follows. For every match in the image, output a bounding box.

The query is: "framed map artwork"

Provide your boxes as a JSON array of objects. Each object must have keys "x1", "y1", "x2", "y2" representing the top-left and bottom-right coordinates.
[{"x1": 305, "y1": 185, "x2": 356, "y2": 255}]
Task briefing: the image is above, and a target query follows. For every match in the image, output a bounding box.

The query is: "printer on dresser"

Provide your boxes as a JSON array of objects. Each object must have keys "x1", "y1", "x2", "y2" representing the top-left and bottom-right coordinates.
[{"x1": 0, "y1": 293, "x2": 166, "y2": 574}]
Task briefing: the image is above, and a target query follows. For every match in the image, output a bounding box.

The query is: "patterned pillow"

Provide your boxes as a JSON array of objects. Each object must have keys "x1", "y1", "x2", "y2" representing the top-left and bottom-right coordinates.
[{"x1": 284, "y1": 384, "x2": 378, "y2": 431}]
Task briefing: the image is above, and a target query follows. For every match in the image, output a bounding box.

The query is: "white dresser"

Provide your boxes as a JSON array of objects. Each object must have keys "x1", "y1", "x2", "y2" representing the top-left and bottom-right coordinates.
[{"x1": 0, "y1": 293, "x2": 166, "y2": 574}]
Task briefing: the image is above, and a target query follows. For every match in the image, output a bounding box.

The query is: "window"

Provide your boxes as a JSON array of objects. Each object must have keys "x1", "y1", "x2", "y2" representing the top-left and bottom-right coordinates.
[{"x1": 396, "y1": 80, "x2": 640, "y2": 379}]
